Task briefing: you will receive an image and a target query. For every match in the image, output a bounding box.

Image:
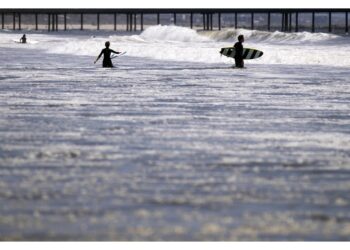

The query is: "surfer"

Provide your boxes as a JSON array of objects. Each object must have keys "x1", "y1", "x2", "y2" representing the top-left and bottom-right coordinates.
[
  {"x1": 94, "y1": 41, "x2": 121, "y2": 68},
  {"x1": 234, "y1": 35, "x2": 244, "y2": 68},
  {"x1": 20, "y1": 34, "x2": 27, "y2": 44}
]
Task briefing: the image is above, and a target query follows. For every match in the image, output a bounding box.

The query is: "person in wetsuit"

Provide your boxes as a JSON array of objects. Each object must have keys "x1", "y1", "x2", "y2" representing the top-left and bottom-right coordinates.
[
  {"x1": 20, "y1": 34, "x2": 27, "y2": 44},
  {"x1": 94, "y1": 41, "x2": 121, "y2": 68},
  {"x1": 234, "y1": 35, "x2": 244, "y2": 68}
]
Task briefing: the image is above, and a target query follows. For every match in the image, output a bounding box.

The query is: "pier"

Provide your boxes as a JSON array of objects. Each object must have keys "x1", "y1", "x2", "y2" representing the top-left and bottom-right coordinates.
[{"x1": 0, "y1": 8, "x2": 349, "y2": 33}]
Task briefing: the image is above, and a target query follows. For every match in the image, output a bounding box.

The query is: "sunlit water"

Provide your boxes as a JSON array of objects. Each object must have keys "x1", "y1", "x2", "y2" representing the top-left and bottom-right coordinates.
[{"x1": 0, "y1": 27, "x2": 350, "y2": 240}]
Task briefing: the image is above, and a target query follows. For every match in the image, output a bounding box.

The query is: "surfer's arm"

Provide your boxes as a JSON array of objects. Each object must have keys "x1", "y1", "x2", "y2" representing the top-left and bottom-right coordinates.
[
  {"x1": 94, "y1": 50, "x2": 103, "y2": 64},
  {"x1": 110, "y1": 49, "x2": 121, "y2": 54}
]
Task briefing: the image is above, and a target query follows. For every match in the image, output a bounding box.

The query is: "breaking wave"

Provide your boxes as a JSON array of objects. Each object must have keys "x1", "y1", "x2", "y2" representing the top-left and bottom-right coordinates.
[
  {"x1": 138, "y1": 25, "x2": 342, "y2": 44},
  {"x1": 203, "y1": 28, "x2": 342, "y2": 44},
  {"x1": 140, "y1": 25, "x2": 211, "y2": 42}
]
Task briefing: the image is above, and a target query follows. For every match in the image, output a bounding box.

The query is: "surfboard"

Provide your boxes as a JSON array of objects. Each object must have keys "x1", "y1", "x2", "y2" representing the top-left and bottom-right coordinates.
[
  {"x1": 111, "y1": 51, "x2": 126, "y2": 59},
  {"x1": 13, "y1": 39, "x2": 38, "y2": 44},
  {"x1": 220, "y1": 47, "x2": 263, "y2": 59}
]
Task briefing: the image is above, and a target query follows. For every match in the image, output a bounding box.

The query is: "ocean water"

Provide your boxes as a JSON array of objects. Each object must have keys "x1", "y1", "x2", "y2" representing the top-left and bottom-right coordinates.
[{"x1": 0, "y1": 26, "x2": 350, "y2": 240}]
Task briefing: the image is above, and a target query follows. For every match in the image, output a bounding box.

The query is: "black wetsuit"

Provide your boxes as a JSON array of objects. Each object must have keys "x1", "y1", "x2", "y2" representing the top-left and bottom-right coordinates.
[
  {"x1": 98, "y1": 48, "x2": 118, "y2": 68},
  {"x1": 20, "y1": 36, "x2": 26, "y2": 44},
  {"x1": 234, "y1": 41, "x2": 244, "y2": 68}
]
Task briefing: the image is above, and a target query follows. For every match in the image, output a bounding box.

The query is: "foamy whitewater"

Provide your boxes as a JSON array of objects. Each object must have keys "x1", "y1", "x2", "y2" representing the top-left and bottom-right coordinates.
[{"x1": 1, "y1": 25, "x2": 350, "y2": 240}]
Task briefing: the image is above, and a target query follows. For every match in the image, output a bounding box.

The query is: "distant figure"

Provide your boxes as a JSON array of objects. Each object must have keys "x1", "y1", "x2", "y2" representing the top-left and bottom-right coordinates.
[
  {"x1": 94, "y1": 41, "x2": 121, "y2": 68},
  {"x1": 20, "y1": 34, "x2": 27, "y2": 44},
  {"x1": 234, "y1": 35, "x2": 244, "y2": 68}
]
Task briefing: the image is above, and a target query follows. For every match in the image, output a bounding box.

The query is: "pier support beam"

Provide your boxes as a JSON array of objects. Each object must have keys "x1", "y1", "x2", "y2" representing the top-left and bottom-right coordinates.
[
  {"x1": 205, "y1": 13, "x2": 208, "y2": 30},
  {"x1": 18, "y1": 13, "x2": 21, "y2": 30},
  {"x1": 35, "y1": 13, "x2": 38, "y2": 30},
  {"x1": 295, "y1": 12, "x2": 299, "y2": 32},
  {"x1": 312, "y1": 12, "x2": 315, "y2": 32},
  {"x1": 173, "y1": 13, "x2": 176, "y2": 25},
  {"x1": 64, "y1": 13, "x2": 67, "y2": 30},
  {"x1": 126, "y1": 14, "x2": 128, "y2": 31},
  {"x1": 202, "y1": 13, "x2": 205, "y2": 30},
  {"x1": 346, "y1": 12, "x2": 349, "y2": 33},
  {"x1": 234, "y1": 12, "x2": 237, "y2": 29},
  {"x1": 206, "y1": 14, "x2": 209, "y2": 30},
  {"x1": 130, "y1": 14, "x2": 133, "y2": 31},
  {"x1": 282, "y1": 12, "x2": 289, "y2": 32},
  {"x1": 141, "y1": 13, "x2": 143, "y2": 31},
  {"x1": 251, "y1": 12, "x2": 254, "y2": 30},
  {"x1": 282, "y1": 12, "x2": 290, "y2": 32},
  {"x1": 329, "y1": 12, "x2": 332, "y2": 33},
  {"x1": 81, "y1": 13, "x2": 83, "y2": 30},
  {"x1": 157, "y1": 13, "x2": 160, "y2": 25},
  {"x1": 267, "y1": 12, "x2": 270, "y2": 31},
  {"x1": 190, "y1": 12, "x2": 193, "y2": 29},
  {"x1": 131, "y1": 14, "x2": 134, "y2": 31},
  {"x1": 134, "y1": 14, "x2": 137, "y2": 31},
  {"x1": 51, "y1": 14, "x2": 55, "y2": 31},
  {"x1": 97, "y1": 13, "x2": 100, "y2": 30},
  {"x1": 218, "y1": 13, "x2": 221, "y2": 30},
  {"x1": 114, "y1": 13, "x2": 117, "y2": 31},
  {"x1": 1, "y1": 13, "x2": 4, "y2": 29}
]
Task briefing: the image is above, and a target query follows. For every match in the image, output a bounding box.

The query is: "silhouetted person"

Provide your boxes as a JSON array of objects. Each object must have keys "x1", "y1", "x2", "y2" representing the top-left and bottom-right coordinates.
[
  {"x1": 20, "y1": 34, "x2": 26, "y2": 44},
  {"x1": 94, "y1": 41, "x2": 121, "y2": 68},
  {"x1": 234, "y1": 35, "x2": 244, "y2": 68}
]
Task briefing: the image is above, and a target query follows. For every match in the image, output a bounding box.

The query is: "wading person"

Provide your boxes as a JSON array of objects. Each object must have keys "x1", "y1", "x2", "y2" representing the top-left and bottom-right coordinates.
[
  {"x1": 94, "y1": 41, "x2": 121, "y2": 68},
  {"x1": 20, "y1": 34, "x2": 27, "y2": 44},
  {"x1": 234, "y1": 35, "x2": 244, "y2": 68}
]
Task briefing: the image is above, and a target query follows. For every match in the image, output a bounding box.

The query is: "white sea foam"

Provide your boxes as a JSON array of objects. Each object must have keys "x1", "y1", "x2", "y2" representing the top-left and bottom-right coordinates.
[
  {"x1": 204, "y1": 28, "x2": 342, "y2": 44},
  {"x1": 1, "y1": 25, "x2": 350, "y2": 66},
  {"x1": 140, "y1": 25, "x2": 211, "y2": 42}
]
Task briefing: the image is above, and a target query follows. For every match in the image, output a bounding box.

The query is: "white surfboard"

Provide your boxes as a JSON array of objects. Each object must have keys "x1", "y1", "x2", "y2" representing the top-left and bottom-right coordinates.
[{"x1": 220, "y1": 47, "x2": 263, "y2": 59}]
